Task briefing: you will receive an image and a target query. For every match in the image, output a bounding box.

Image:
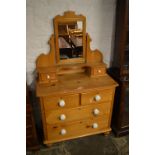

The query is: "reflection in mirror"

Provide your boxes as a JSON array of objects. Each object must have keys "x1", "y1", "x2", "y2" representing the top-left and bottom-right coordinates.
[{"x1": 58, "y1": 21, "x2": 83, "y2": 60}]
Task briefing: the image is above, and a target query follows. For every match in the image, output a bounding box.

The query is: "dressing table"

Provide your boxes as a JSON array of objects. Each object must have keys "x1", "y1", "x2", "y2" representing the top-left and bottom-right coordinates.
[{"x1": 36, "y1": 11, "x2": 118, "y2": 146}]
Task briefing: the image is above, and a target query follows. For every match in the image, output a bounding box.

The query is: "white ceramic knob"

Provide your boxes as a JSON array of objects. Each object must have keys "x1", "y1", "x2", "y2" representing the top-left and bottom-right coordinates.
[
  {"x1": 94, "y1": 95, "x2": 101, "y2": 101},
  {"x1": 98, "y1": 69, "x2": 101, "y2": 73},
  {"x1": 59, "y1": 114, "x2": 66, "y2": 121},
  {"x1": 93, "y1": 108, "x2": 100, "y2": 116},
  {"x1": 58, "y1": 99, "x2": 65, "y2": 107},
  {"x1": 60, "y1": 129, "x2": 67, "y2": 135},
  {"x1": 47, "y1": 75, "x2": 50, "y2": 79},
  {"x1": 92, "y1": 123, "x2": 98, "y2": 129}
]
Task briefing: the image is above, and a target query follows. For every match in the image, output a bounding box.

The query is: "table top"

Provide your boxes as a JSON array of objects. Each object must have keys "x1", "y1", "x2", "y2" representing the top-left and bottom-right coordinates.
[{"x1": 36, "y1": 73, "x2": 118, "y2": 97}]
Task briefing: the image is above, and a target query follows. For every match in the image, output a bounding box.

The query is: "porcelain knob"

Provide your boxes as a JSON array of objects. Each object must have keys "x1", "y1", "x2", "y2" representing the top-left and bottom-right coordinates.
[
  {"x1": 47, "y1": 75, "x2": 50, "y2": 79},
  {"x1": 93, "y1": 108, "x2": 100, "y2": 116},
  {"x1": 98, "y1": 69, "x2": 101, "y2": 73},
  {"x1": 58, "y1": 99, "x2": 65, "y2": 107},
  {"x1": 59, "y1": 114, "x2": 66, "y2": 121},
  {"x1": 60, "y1": 129, "x2": 67, "y2": 135},
  {"x1": 92, "y1": 123, "x2": 98, "y2": 129},
  {"x1": 94, "y1": 95, "x2": 101, "y2": 101}
]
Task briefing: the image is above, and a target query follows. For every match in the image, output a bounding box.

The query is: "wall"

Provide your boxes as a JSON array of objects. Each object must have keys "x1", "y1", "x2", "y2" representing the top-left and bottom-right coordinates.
[{"x1": 26, "y1": 0, "x2": 116, "y2": 85}]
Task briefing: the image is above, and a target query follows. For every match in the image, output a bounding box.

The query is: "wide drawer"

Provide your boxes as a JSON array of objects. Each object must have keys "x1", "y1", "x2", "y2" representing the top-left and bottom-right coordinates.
[
  {"x1": 43, "y1": 94, "x2": 79, "y2": 111},
  {"x1": 81, "y1": 89, "x2": 114, "y2": 105},
  {"x1": 46, "y1": 117, "x2": 109, "y2": 142},
  {"x1": 45, "y1": 102, "x2": 111, "y2": 125}
]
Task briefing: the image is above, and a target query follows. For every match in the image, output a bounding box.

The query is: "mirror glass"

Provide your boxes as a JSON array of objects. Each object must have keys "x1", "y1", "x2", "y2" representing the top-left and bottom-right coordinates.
[{"x1": 58, "y1": 21, "x2": 83, "y2": 60}]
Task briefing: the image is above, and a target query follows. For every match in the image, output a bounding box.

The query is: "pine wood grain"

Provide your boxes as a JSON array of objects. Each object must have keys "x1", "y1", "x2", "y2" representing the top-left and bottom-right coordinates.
[
  {"x1": 36, "y1": 73, "x2": 118, "y2": 97},
  {"x1": 81, "y1": 88, "x2": 113, "y2": 105},
  {"x1": 43, "y1": 94, "x2": 79, "y2": 111},
  {"x1": 46, "y1": 117, "x2": 110, "y2": 143},
  {"x1": 45, "y1": 102, "x2": 111, "y2": 125},
  {"x1": 35, "y1": 11, "x2": 118, "y2": 145}
]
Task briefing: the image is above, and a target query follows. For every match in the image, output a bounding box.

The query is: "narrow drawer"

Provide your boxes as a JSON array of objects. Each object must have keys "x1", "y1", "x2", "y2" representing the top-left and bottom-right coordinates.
[
  {"x1": 40, "y1": 72, "x2": 56, "y2": 82},
  {"x1": 81, "y1": 89, "x2": 113, "y2": 105},
  {"x1": 46, "y1": 117, "x2": 109, "y2": 142},
  {"x1": 43, "y1": 94, "x2": 79, "y2": 111},
  {"x1": 93, "y1": 67, "x2": 105, "y2": 76},
  {"x1": 45, "y1": 102, "x2": 111, "y2": 125}
]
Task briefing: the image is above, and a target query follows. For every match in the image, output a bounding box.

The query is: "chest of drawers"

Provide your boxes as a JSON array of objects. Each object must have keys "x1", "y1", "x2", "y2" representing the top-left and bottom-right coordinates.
[
  {"x1": 36, "y1": 11, "x2": 118, "y2": 145},
  {"x1": 37, "y1": 73, "x2": 118, "y2": 145}
]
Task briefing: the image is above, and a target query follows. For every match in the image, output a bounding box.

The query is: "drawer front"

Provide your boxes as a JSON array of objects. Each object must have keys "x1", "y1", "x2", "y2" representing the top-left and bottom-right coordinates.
[
  {"x1": 40, "y1": 73, "x2": 56, "y2": 81},
  {"x1": 43, "y1": 94, "x2": 79, "y2": 111},
  {"x1": 45, "y1": 102, "x2": 111, "y2": 125},
  {"x1": 81, "y1": 89, "x2": 113, "y2": 105},
  {"x1": 46, "y1": 117, "x2": 109, "y2": 142},
  {"x1": 93, "y1": 67, "x2": 105, "y2": 76}
]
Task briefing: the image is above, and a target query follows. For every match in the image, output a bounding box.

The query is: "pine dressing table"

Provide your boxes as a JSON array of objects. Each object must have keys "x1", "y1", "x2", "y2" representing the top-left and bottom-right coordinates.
[{"x1": 36, "y1": 11, "x2": 118, "y2": 146}]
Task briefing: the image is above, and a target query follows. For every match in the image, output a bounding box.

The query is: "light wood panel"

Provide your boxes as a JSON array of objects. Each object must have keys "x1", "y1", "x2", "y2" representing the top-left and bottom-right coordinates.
[
  {"x1": 81, "y1": 88, "x2": 113, "y2": 105},
  {"x1": 45, "y1": 102, "x2": 111, "y2": 125},
  {"x1": 35, "y1": 11, "x2": 118, "y2": 145},
  {"x1": 93, "y1": 67, "x2": 106, "y2": 77},
  {"x1": 54, "y1": 11, "x2": 86, "y2": 64},
  {"x1": 36, "y1": 34, "x2": 56, "y2": 67},
  {"x1": 43, "y1": 94, "x2": 79, "y2": 111},
  {"x1": 36, "y1": 11, "x2": 109, "y2": 83},
  {"x1": 39, "y1": 98, "x2": 48, "y2": 140},
  {"x1": 37, "y1": 73, "x2": 118, "y2": 97},
  {"x1": 46, "y1": 117, "x2": 109, "y2": 142}
]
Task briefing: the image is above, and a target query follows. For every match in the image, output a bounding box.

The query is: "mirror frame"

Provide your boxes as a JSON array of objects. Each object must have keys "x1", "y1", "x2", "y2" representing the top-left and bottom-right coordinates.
[{"x1": 54, "y1": 11, "x2": 86, "y2": 64}]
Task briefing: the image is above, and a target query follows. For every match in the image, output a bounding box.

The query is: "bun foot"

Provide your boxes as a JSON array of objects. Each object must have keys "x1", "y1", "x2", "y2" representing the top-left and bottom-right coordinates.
[
  {"x1": 46, "y1": 143, "x2": 53, "y2": 147},
  {"x1": 104, "y1": 131, "x2": 110, "y2": 136}
]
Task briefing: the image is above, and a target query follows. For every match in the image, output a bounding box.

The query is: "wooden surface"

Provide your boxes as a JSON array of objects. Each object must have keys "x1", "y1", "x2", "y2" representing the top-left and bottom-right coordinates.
[
  {"x1": 36, "y1": 11, "x2": 107, "y2": 84},
  {"x1": 37, "y1": 73, "x2": 117, "y2": 144},
  {"x1": 81, "y1": 88, "x2": 113, "y2": 105},
  {"x1": 46, "y1": 117, "x2": 109, "y2": 143},
  {"x1": 26, "y1": 86, "x2": 40, "y2": 150},
  {"x1": 37, "y1": 73, "x2": 117, "y2": 97},
  {"x1": 43, "y1": 94, "x2": 79, "y2": 111},
  {"x1": 35, "y1": 11, "x2": 118, "y2": 145},
  {"x1": 110, "y1": 80, "x2": 129, "y2": 137},
  {"x1": 45, "y1": 102, "x2": 111, "y2": 125},
  {"x1": 108, "y1": 0, "x2": 129, "y2": 137},
  {"x1": 36, "y1": 34, "x2": 56, "y2": 68},
  {"x1": 54, "y1": 11, "x2": 86, "y2": 64},
  {"x1": 110, "y1": 0, "x2": 129, "y2": 79}
]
